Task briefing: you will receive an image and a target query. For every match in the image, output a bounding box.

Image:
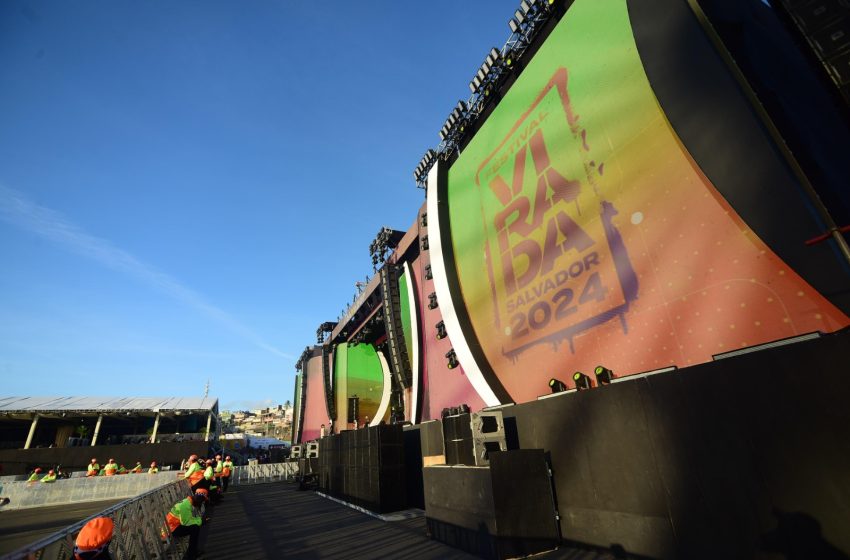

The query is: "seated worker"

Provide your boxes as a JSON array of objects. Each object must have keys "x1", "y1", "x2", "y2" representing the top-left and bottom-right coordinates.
[
  {"x1": 41, "y1": 469, "x2": 57, "y2": 483},
  {"x1": 73, "y1": 516, "x2": 113, "y2": 560},
  {"x1": 130, "y1": 462, "x2": 143, "y2": 473},
  {"x1": 148, "y1": 461, "x2": 159, "y2": 474},
  {"x1": 165, "y1": 493, "x2": 205, "y2": 559},
  {"x1": 103, "y1": 459, "x2": 118, "y2": 476},
  {"x1": 27, "y1": 467, "x2": 42, "y2": 482},
  {"x1": 87, "y1": 459, "x2": 100, "y2": 477},
  {"x1": 117, "y1": 464, "x2": 128, "y2": 475}
]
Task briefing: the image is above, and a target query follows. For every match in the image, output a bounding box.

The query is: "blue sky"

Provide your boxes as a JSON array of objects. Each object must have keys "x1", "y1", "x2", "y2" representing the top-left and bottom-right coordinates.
[{"x1": 0, "y1": 1, "x2": 518, "y2": 410}]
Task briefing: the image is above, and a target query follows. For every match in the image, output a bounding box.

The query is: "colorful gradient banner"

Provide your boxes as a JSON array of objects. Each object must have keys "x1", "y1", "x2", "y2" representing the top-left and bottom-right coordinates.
[{"x1": 445, "y1": 0, "x2": 849, "y2": 403}]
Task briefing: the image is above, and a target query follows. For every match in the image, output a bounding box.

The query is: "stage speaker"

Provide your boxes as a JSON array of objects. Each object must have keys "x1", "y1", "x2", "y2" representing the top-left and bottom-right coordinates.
[
  {"x1": 420, "y1": 420, "x2": 446, "y2": 466},
  {"x1": 424, "y1": 450, "x2": 559, "y2": 559},
  {"x1": 471, "y1": 410, "x2": 508, "y2": 466},
  {"x1": 443, "y1": 413, "x2": 474, "y2": 466}
]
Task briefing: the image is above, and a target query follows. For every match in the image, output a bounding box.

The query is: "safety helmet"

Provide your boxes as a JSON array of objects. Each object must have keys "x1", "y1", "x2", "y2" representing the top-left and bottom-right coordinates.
[
  {"x1": 74, "y1": 516, "x2": 113, "y2": 559},
  {"x1": 34, "y1": 467, "x2": 42, "y2": 473},
  {"x1": 48, "y1": 469, "x2": 55, "y2": 474},
  {"x1": 91, "y1": 458, "x2": 97, "y2": 463}
]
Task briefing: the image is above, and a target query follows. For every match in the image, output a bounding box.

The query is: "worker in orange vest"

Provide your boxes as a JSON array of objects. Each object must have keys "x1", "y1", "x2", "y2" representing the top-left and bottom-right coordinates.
[
  {"x1": 73, "y1": 516, "x2": 113, "y2": 559},
  {"x1": 103, "y1": 459, "x2": 118, "y2": 476},
  {"x1": 220, "y1": 455, "x2": 234, "y2": 493},
  {"x1": 183, "y1": 455, "x2": 206, "y2": 491},
  {"x1": 165, "y1": 493, "x2": 205, "y2": 559}
]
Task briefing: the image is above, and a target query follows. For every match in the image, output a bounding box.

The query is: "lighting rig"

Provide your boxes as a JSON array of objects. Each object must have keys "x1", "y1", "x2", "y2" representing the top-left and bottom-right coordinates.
[
  {"x1": 295, "y1": 346, "x2": 313, "y2": 373},
  {"x1": 316, "y1": 321, "x2": 337, "y2": 344},
  {"x1": 411, "y1": 0, "x2": 559, "y2": 189},
  {"x1": 369, "y1": 226, "x2": 405, "y2": 271}
]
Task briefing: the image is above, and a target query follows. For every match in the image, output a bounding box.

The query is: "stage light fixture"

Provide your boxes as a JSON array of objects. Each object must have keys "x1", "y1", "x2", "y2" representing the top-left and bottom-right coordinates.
[
  {"x1": 509, "y1": 17, "x2": 520, "y2": 33},
  {"x1": 514, "y1": 9, "x2": 526, "y2": 26},
  {"x1": 446, "y1": 349, "x2": 459, "y2": 369},
  {"x1": 594, "y1": 365, "x2": 614, "y2": 385},
  {"x1": 428, "y1": 292, "x2": 438, "y2": 309},
  {"x1": 549, "y1": 378, "x2": 567, "y2": 393},
  {"x1": 520, "y1": 0, "x2": 531, "y2": 14},
  {"x1": 573, "y1": 371, "x2": 593, "y2": 391},
  {"x1": 486, "y1": 48, "x2": 500, "y2": 67},
  {"x1": 435, "y1": 320, "x2": 447, "y2": 340}
]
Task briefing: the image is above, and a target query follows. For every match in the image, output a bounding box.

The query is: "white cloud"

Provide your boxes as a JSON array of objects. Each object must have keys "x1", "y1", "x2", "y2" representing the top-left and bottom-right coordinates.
[{"x1": 0, "y1": 184, "x2": 294, "y2": 361}]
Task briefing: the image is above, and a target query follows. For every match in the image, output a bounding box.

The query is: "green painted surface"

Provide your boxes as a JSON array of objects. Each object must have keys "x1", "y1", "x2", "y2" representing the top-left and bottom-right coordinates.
[
  {"x1": 398, "y1": 269, "x2": 415, "y2": 373},
  {"x1": 333, "y1": 342, "x2": 383, "y2": 426}
]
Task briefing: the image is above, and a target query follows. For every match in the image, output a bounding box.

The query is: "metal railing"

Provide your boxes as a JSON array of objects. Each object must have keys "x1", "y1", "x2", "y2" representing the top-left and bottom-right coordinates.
[
  {"x1": 1, "y1": 479, "x2": 193, "y2": 560},
  {"x1": 0, "y1": 462, "x2": 300, "y2": 560},
  {"x1": 230, "y1": 461, "x2": 298, "y2": 485}
]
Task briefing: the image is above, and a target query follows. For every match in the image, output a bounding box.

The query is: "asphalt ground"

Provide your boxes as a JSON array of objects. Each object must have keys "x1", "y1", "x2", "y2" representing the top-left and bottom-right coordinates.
[{"x1": 0, "y1": 499, "x2": 122, "y2": 554}]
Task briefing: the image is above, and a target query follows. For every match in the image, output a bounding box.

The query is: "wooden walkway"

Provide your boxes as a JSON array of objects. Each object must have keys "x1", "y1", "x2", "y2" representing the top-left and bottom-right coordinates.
[{"x1": 201, "y1": 482, "x2": 476, "y2": 560}]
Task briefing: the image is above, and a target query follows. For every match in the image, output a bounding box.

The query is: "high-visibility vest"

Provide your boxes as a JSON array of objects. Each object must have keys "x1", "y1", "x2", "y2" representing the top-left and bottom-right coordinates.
[
  {"x1": 165, "y1": 512, "x2": 181, "y2": 533},
  {"x1": 185, "y1": 463, "x2": 204, "y2": 485},
  {"x1": 41, "y1": 473, "x2": 57, "y2": 483},
  {"x1": 149, "y1": 467, "x2": 159, "y2": 474},
  {"x1": 222, "y1": 461, "x2": 233, "y2": 477},
  {"x1": 104, "y1": 463, "x2": 118, "y2": 476},
  {"x1": 167, "y1": 498, "x2": 201, "y2": 530},
  {"x1": 87, "y1": 464, "x2": 100, "y2": 476}
]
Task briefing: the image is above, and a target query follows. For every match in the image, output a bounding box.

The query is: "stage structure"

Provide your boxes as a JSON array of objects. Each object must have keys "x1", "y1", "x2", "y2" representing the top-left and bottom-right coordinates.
[{"x1": 293, "y1": 0, "x2": 850, "y2": 556}]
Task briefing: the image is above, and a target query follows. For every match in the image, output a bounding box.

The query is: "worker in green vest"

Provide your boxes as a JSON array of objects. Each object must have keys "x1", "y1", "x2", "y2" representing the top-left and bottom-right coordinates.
[
  {"x1": 148, "y1": 461, "x2": 159, "y2": 474},
  {"x1": 103, "y1": 459, "x2": 118, "y2": 476},
  {"x1": 204, "y1": 459, "x2": 220, "y2": 504},
  {"x1": 87, "y1": 458, "x2": 100, "y2": 477},
  {"x1": 41, "y1": 469, "x2": 57, "y2": 483},
  {"x1": 184, "y1": 455, "x2": 205, "y2": 491},
  {"x1": 165, "y1": 494, "x2": 205, "y2": 559},
  {"x1": 27, "y1": 467, "x2": 42, "y2": 482},
  {"x1": 220, "y1": 455, "x2": 234, "y2": 493}
]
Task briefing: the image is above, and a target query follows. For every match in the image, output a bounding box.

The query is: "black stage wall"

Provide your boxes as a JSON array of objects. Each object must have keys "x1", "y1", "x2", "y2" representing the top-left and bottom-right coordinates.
[
  {"x1": 496, "y1": 328, "x2": 850, "y2": 558},
  {"x1": 0, "y1": 441, "x2": 209, "y2": 475}
]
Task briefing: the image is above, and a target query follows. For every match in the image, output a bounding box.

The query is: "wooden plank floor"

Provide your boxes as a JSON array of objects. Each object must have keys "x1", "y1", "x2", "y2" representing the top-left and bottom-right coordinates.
[{"x1": 201, "y1": 482, "x2": 476, "y2": 559}]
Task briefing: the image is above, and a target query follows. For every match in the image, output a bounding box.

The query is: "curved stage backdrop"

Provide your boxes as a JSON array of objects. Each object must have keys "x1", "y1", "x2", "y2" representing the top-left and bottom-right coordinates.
[{"x1": 295, "y1": 0, "x2": 850, "y2": 439}]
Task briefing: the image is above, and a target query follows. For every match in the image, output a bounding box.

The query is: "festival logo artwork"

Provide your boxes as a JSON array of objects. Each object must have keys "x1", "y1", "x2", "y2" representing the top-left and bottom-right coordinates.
[{"x1": 475, "y1": 67, "x2": 639, "y2": 358}]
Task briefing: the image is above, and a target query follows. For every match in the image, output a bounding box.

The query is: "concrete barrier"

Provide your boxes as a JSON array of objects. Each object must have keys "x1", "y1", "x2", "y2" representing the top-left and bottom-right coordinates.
[{"x1": 1, "y1": 471, "x2": 180, "y2": 510}]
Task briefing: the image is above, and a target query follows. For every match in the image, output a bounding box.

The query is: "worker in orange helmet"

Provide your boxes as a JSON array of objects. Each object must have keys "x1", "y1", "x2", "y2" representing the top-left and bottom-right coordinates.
[
  {"x1": 73, "y1": 516, "x2": 114, "y2": 559},
  {"x1": 183, "y1": 454, "x2": 205, "y2": 491},
  {"x1": 165, "y1": 493, "x2": 205, "y2": 559},
  {"x1": 41, "y1": 469, "x2": 57, "y2": 483},
  {"x1": 27, "y1": 467, "x2": 42, "y2": 482},
  {"x1": 103, "y1": 459, "x2": 118, "y2": 476}
]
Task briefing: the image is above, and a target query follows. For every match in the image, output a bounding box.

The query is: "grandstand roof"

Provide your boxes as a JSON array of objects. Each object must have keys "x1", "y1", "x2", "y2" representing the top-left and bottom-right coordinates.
[{"x1": 0, "y1": 396, "x2": 218, "y2": 414}]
